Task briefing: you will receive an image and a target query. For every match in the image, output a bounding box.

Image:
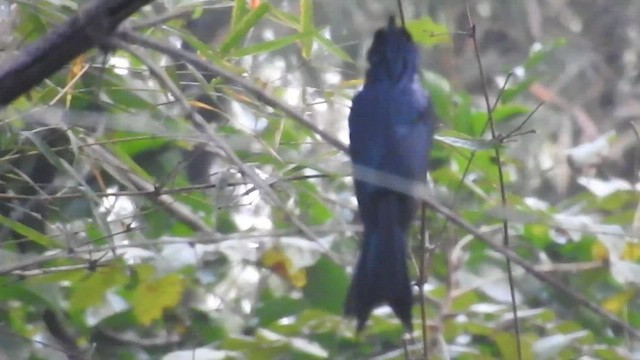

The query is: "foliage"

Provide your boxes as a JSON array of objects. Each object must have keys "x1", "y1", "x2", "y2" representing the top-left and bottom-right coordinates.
[{"x1": 0, "y1": 0, "x2": 639, "y2": 359}]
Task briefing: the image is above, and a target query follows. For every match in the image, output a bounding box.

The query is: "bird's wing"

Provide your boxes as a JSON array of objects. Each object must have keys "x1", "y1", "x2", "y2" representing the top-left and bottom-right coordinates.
[{"x1": 348, "y1": 82, "x2": 432, "y2": 190}]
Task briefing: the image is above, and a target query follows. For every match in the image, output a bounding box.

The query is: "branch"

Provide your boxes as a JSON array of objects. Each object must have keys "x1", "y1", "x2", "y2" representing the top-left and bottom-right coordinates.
[
  {"x1": 352, "y1": 163, "x2": 640, "y2": 338},
  {"x1": 97, "y1": 326, "x2": 181, "y2": 348},
  {"x1": 110, "y1": 38, "x2": 326, "y2": 251},
  {"x1": 0, "y1": 174, "x2": 331, "y2": 201},
  {"x1": 0, "y1": 0, "x2": 154, "y2": 106},
  {"x1": 426, "y1": 194, "x2": 639, "y2": 338},
  {"x1": 82, "y1": 144, "x2": 213, "y2": 232},
  {"x1": 116, "y1": 29, "x2": 349, "y2": 154},
  {"x1": 42, "y1": 309, "x2": 92, "y2": 360},
  {"x1": 466, "y1": 7, "x2": 522, "y2": 358}
]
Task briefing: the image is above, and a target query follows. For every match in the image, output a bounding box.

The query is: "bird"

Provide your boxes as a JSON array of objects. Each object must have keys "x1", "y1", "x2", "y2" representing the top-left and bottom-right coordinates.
[{"x1": 344, "y1": 16, "x2": 435, "y2": 333}]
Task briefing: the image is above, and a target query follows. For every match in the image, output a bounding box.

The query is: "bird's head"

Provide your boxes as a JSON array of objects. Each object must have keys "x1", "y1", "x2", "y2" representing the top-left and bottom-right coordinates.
[{"x1": 365, "y1": 16, "x2": 419, "y2": 84}]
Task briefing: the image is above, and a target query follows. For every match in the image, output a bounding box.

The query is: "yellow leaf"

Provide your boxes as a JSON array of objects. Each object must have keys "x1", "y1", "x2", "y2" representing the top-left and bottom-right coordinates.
[
  {"x1": 602, "y1": 290, "x2": 636, "y2": 314},
  {"x1": 188, "y1": 100, "x2": 218, "y2": 112},
  {"x1": 132, "y1": 274, "x2": 184, "y2": 326},
  {"x1": 262, "y1": 247, "x2": 307, "y2": 288},
  {"x1": 591, "y1": 241, "x2": 609, "y2": 260},
  {"x1": 66, "y1": 54, "x2": 86, "y2": 108},
  {"x1": 289, "y1": 268, "x2": 307, "y2": 288},
  {"x1": 69, "y1": 54, "x2": 86, "y2": 81},
  {"x1": 621, "y1": 242, "x2": 640, "y2": 261},
  {"x1": 340, "y1": 78, "x2": 363, "y2": 89}
]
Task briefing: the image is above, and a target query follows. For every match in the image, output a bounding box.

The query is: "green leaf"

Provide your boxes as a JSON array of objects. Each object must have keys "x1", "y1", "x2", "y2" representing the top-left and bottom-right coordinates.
[
  {"x1": 435, "y1": 135, "x2": 499, "y2": 151},
  {"x1": 0, "y1": 277, "x2": 54, "y2": 308},
  {"x1": 450, "y1": 290, "x2": 481, "y2": 312},
  {"x1": 231, "y1": 0, "x2": 250, "y2": 29},
  {"x1": 495, "y1": 331, "x2": 534, "y2": 360},
  {"x1": 450, "y1": 93, "x2": 474, "y2": 134},
  {"x1": 107, "y1": 142, "x2": 154, "y2": 181},
  {"x1": 314, "y1": 32, "x2": 354, "y2": 63},
  {"x1": 69, "y1": 266, "x2": 128, "y2": 311},
  {"x1": 111, "y1": 132, "x2": 170, "y2": 158},
  {"x1": 469, "y1": 110, "x2": 488, "y2": 136},
  {"x1": 221, "y1": 333, "x2": 287, "y2": 358},
  {"x1": 216, "y1": 210, "x2": 238, "y2": 233},
  {"x1": 255, "y1": 296, "x2": 306, "y2": 327},
  {"x1": 16, "y1": 6, "x2": 48, "y2": 42},
  {"x1": 299, "y1": 0, "x2": 314, "y2": 59},
  {"x1": 405, "y1": 16, "x2": 451, "y2": 46},
  {"x1": 533, "y1": 331, "x2": 588, "y2": 360},
  {"x1": 492, "y1": 104, "x2": 531, "y2": 122},
  {"x1": 421, "y1": 70, "x2": 453, "y2": 120},
  {"x1": 166, "y1": 26, "x2": 217, "y2": 59},
  {"x1": 525, "y1": 38, "x2": 566, "y2": 69},
  {"x1": 231, "y1": 31, "x2": 313, "y2": 57},
  {"x1": 102, "y1": 86, "x2": 154, "y2": 110},
  {"x1": 297, "y1": 180, "x2": 332, "y2": 225},
  {"x1": 302, "y1": 257, "x2": 348, "y2": 314},
  {"x1": 189, "y1": 309, "x2": 226, "y2": 342},
  {"x1": 501, "y1": 77, "x2": 536, "y2": 103},
  {"x1": 21, "y1": 130, "x2": 101, "y2": 206},
  {"x1": 220, "y1": 2, "x2": 271, "y2": 54},
  {"x1": 0, "y1": 213, "x2": 59, "y2": 248},
  {"x1": 522, "y1": 223, "x2": 552, "y2": 248},
  {"x1": 269, "y1": 7, "x2": 302, "y2": 28}
]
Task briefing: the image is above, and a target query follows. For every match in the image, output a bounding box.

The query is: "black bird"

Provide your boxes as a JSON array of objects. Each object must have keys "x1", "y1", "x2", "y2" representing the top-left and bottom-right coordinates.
[{"x1": 345, "y1": 16, "x2": 435, "y2": 332}]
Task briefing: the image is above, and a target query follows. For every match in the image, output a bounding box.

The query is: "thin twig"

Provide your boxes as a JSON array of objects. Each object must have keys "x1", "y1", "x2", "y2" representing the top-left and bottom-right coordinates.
[
  {"x1": 0, "y1": 0, "x2": 154, "y2": 105},
  {"x1": 0, "y1": 223, "x2": 353, "y2": 276},
  {"x1": 0, "y1": 169, "x2": 331, "y2": 202},
  {"x1": 114, "y1": 25, "x2": 637, "y2": 340},
  {"x1": 350, "y1": 163, "x2": 640, "y2": 338},
  {"x1": 427, "y1": 71, "x2": 513, "y2": 260},
  {"x1": 422, "y1": 189, "x2": 640, "y2": 338},
  {"x1": 84, "y1": 142, "x2": 214, "y2": 231},
  {"x1": 397, "y1": 0, "x2": 406, "y2": 27},
  {"x1": 114, "y1": 39, "x2": 325, "y2": 252},
  {"x1": 10, "y1": 262, "x2": 109, "y2": 277},
  {"x1": 504, "y1": 102, "x2": 544, "y2": 139},
  {"x1": 465, "y1": 5, "x2": 522, "y2": 358},
  {"x1": 418, "y1": 203, "x2": 429, "y2": 360},
  {"x1": 128, "y1": 7, "x2": 196, "y2": 30},
  {"x1": 116, "y1": 29, "x2": 349, "y2": 154}
]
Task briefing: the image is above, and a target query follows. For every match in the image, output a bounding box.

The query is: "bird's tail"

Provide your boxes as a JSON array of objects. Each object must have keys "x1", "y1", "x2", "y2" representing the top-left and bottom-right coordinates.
[{"x1": 345, "y1": 194, "x2": 413, "y2": 332}]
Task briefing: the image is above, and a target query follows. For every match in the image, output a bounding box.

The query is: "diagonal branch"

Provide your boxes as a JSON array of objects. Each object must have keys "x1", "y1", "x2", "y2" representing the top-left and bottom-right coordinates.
[
  {"x1": 0, "y1": 0, "x2": 154, "y2": 106},
  {"x1": 116, "y1": 29, "x2": 349, "y2": 154},
  {"x1": 352, "y1": 163, "x2": 640, "y2": 339}
]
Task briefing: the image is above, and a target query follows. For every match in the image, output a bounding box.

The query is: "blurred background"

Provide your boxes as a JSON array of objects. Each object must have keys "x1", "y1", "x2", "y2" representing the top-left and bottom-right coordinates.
[{"x1": 1, "y1": 0, "x2": 640, "y2": 359}]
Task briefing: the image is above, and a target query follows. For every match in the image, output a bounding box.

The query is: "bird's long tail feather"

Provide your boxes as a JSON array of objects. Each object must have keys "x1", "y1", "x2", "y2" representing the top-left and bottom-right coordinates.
[{"x1": 345, "y1": 194, "x2": 413, "y2": 332}]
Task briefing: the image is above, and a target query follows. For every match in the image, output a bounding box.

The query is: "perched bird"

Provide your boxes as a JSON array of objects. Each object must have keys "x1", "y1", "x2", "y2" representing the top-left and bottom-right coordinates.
[{"x1": 345, "y1": 17, "x2": 435, "y2": 332}]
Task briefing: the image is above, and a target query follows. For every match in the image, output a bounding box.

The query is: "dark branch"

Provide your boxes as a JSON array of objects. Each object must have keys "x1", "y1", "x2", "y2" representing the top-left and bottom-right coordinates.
[{"x1": 0, "y1": 0, "x2": 154, "y2": 106}]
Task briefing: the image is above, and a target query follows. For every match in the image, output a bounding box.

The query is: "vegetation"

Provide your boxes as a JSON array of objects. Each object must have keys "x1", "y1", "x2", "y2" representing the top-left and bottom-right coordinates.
[{"x1": 0, "y1": 0, "x2": 638, "y2": 359}]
